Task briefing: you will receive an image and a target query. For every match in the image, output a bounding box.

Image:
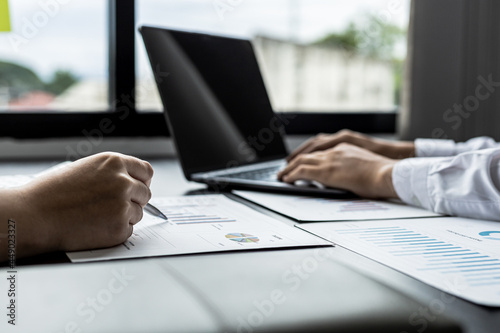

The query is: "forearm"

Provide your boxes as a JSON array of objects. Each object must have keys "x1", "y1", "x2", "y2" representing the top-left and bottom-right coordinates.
[
  {"x1": 0, "y1": 188, "x2": 53, "y2": 263},
  {"x1": 371, "y1": 138, "x2": 415, "y2": 159},
  {"x1": 375, "y1": 163, "x2": 399, "y2": 199}
]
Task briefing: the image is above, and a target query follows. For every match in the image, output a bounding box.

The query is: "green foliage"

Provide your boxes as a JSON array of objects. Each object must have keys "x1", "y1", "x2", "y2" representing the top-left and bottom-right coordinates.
[
  {"x1": 314, "y1": 14, "x2": 407, "y2": 104},
  {"x1": 314, "y1": 23, "x2": 361, "y2": 53},
  {"x1": 0, "y1": 61, "x2": 45, "y2": 97},
  {"x1": 44, "y1": 70, "x2": 79, "y2": 95},
  {"x1": 392, "y1": 58, "x2": 404, "y2": 105},
  {"x1": 0, "y1": 61, "x2": 78, "y2": 98},
  {"x1": 314, "y1": 14, "x2": 406, "y2": 60}
]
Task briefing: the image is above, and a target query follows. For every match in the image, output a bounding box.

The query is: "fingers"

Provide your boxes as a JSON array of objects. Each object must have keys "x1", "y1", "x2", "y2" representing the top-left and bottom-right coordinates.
[
  {"x1": 287, "y1": 134, "x2": 338, "y2": 161},
  {"x1": 287, "y1": 139, "x2": 317, "y2": 161},
  {"x1": 126, "y1": 224, "x2": 134, "y2": 239},
  {"x1": 128, "y1": 201, "x2": 144, "y2": 225},
  {"x1": 278, "y1": 154, "x2": 322, "y2": 181},
  {"x1": 125, "y1": 156, "x2": 154, "y2": 187},
  {"x1": 296, "y1": 141, "x2": 332, "y2": 157},
  {"x1": 287, "y1": 130, "x2": 367, "y2": 162},
  {"x1": 129, "y1": 178, "x2": 152, "y2": 207},
  {"x1": 282, "y1": 165, "x2": 319, "y2": 183}
]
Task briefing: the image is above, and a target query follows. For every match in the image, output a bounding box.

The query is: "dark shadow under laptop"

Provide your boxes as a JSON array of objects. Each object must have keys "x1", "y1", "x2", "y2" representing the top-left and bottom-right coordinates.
[{"x1": 140, "y1": 25, "x2": 350, "y2": 197}]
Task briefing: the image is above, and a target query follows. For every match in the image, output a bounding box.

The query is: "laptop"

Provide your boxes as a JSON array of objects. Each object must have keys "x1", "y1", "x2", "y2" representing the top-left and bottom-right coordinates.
[{"x1": 140, "y1": 25, "x2": 349, "y2": 196}]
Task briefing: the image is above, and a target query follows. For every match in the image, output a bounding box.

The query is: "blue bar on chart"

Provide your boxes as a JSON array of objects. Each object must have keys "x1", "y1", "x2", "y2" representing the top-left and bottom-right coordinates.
[{"x1": 299, "y1": 217, "x2": 500, "y2": 306}]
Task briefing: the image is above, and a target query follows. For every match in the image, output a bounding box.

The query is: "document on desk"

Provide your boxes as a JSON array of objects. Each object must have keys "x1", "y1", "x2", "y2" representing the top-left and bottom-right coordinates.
[
  {"x1": 67, "y1": 195, "x2": 330, "y2": 262},
  {"x1": 233, "y1": 190, "x2": 441, "y2": 222},
  {"x1": 298, "y1": 217, "x2": 500, "y2": 306},
  {"x1": 0, "y1": 162, "x2": 72, "y2": 189}
]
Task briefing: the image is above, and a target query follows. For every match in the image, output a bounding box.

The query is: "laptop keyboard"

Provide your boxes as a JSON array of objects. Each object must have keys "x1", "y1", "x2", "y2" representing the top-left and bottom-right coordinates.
[{"x1": 223, "y1": 165, "x2": 282, "y2": 182}]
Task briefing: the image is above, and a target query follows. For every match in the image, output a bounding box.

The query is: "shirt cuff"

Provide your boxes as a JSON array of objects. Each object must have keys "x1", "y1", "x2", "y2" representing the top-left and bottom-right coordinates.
[
  {"x1": 454, "y1": 136, "x2": 498, "y2": 155},
  {"x1": 414, "y1": 139, "x2": 456, "y2": 157},
  {"x1": 392, "y1": 158, "x2": 435, "y2": 210}
]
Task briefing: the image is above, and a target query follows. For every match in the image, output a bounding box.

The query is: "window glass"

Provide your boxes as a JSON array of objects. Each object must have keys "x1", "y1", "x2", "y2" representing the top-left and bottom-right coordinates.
[
  {"x1": 0, "y1": 1, "x2": 107, "y2": 111},
  {"x1": 136, "y1": 0, "x2": 410, "y2": 112}
]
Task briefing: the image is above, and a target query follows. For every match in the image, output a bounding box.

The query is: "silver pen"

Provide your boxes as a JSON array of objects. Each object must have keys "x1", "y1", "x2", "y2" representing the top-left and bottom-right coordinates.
[{"x1": 144, "y1": 203, "x2": 168, "y2": 220}]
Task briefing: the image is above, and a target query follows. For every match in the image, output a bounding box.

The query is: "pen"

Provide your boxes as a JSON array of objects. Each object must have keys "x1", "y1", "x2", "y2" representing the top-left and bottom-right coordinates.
[{"x1": 144, "y1": 203, "x2": 169, "y2": 220}]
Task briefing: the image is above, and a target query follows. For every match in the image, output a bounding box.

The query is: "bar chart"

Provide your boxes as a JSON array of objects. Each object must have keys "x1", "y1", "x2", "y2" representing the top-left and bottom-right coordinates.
[
  {"x1": 68, "y1": 195, "x2": 330, "y2": 262},
  {"x1": 338, "y1": 200, "x2": 388, "y2": 213},
  {"x1": 299, "y1": 217, "x2": 500, "y2": 306},
  {"x1": 154, "y1": 203, "x2": 237, "y2": 225},
  {"x1": 338, "y1": 226, "x2": 500, "y2": 288}
]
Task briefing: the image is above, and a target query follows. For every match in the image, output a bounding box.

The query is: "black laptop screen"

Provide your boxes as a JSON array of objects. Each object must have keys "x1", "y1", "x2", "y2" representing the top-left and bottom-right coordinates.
[{"x1": 140, "y1": 26, "x2": 288, "y2": 177}]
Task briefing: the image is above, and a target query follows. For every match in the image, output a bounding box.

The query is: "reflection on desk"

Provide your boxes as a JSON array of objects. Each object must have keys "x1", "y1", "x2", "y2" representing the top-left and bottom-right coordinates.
[
  {"x1": 2, "y1": 250, "x2": 460, "y2": 333},
  {"x1": 0, "y1": 159, "x2": 497, "y2": 332}
]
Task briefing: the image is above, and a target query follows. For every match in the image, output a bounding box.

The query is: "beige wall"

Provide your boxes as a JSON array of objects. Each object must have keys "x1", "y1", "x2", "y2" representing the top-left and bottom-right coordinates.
[{"x1": 254, "y1": 36, "x2": 395, "y2": 112}]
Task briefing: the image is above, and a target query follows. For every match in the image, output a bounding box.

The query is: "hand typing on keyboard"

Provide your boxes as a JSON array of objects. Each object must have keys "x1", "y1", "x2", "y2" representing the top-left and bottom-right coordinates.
[{"x1": 278, "y1": 143, "x2": 398, "y2": 199}]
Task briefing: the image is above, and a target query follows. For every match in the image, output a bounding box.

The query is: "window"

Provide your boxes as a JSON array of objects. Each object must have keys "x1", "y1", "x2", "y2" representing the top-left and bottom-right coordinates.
[
  {"x1": 136, "y1": 0, "x2": 410, "y2": 115},
  {"x1": 0, "y1": 0, "x2": 168, "y2": 140},
  {"x1": 0, "y1": 1, "x2": 108, "y2": 111},
  {"x1": 0, "y1": 0, "x2": 407, "y2": 140}
]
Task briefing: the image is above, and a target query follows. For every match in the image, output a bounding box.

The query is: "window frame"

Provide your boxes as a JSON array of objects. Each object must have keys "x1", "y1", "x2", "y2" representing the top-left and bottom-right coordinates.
[{"x1": 0, "y1": 0, "x2": 396, "y2": 140}]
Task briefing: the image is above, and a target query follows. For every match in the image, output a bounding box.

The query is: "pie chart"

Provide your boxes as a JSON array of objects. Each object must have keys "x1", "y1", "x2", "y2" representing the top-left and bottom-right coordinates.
[{"x1": 225, "y1": 233, "x2": 260, "y2": 243}]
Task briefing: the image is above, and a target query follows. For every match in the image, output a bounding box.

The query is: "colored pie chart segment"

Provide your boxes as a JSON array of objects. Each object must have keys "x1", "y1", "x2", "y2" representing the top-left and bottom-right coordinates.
[{"x1": 225, "y1": 233, "x2": 260, "y2": 243}]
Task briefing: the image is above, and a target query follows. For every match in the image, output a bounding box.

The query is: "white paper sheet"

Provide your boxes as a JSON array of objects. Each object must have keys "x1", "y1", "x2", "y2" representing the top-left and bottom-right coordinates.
[
  {"x1": 67, "y1": 195, "x2": 330, "y2": 262},
  {"x1": 0, "y1": 162, "x2": 71, "y2": 189},
  {"x1": 234, "y1": 190, "x2": 441, "y2": 222},
  {"x1": 298, "y1": 217, "x2": 500, "y2": 306}
]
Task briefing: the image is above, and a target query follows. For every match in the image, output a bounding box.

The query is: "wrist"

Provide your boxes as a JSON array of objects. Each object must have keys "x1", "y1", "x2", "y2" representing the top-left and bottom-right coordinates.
[
  {"x1": 374, "y1": 162, "x2": 399, "y2": 199},
  {"x1": 367, "y1": 136, "x2": 415, "y2": 159},
  {"x1": 395, "y1": 141, "x2": 416, "y2": 158},
  {"x1": 4, "y1": 187, "x2": 59, "y2": 258}
]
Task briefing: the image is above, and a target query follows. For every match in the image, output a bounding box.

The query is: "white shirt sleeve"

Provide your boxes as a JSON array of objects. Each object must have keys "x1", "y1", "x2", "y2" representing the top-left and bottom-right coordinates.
[
  {"x1": 415, "y1": 136, "x2": 500, "y2": 157},
  {"x1": 392, "y1": 148, "x2": 500, "y2": 221}
]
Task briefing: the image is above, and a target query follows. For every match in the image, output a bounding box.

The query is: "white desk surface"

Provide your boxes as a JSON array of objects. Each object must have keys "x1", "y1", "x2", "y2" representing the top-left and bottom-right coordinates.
[{"x1": 0, "y1": 158, "x2": 497, "y2": 333}]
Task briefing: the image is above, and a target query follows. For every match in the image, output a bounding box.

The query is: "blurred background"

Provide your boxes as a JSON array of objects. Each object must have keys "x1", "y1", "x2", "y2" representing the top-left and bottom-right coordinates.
[{"x1": 0, "y1": 0, "x2": 410, "y2": 113}]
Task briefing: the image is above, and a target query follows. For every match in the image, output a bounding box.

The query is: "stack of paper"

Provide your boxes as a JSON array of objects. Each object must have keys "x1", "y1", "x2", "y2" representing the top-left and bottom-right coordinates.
[{"x1": 234, "y1": 190, "x2": 441, "y2": 222}]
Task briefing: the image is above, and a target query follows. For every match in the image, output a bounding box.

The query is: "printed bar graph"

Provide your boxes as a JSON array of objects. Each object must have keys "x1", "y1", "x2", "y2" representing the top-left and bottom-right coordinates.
[
  {"x1": 299, "y1": 217, "x2": 500, "y2": 306},
  {"x1": 155, "y1": 203, "x2": 237, "y2": 225},
  {"x1": 68, "y1": 195, "x2": 330, "y2": 262},
  {"x1": 338, "y1": 200, "x2": 388, "y2": 213}
]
